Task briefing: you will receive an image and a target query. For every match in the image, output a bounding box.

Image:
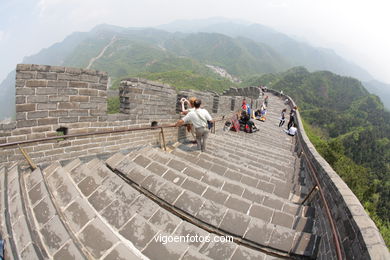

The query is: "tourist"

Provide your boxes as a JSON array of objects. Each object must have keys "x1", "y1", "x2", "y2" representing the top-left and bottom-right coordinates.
[
  {"x1": 284, "y1": 124, "x2": 298, "y2": 136},
  {"x1": 175, "y1": 99, "x2": 212, "y2": 152},
  {"x1": 287, "y1": 106, "x2": 297, "y2": 129},
  {"x1": 279, "y1": 108, "x2": 287, "y2": 127},
  {"x1": 264, "y1": 95, "x2": 269, "y2": 107}
]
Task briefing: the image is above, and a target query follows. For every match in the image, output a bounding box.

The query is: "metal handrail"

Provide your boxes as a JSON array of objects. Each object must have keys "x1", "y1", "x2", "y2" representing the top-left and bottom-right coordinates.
[
  {"x1": 0, "y1": 118, "x2": 227, "y2": 149},
  {"x1": 0, "y1": 124, "x2": 176, "y2": 148},
  {"x1": 296, "y1": 132, "x2": 343, "y2": 260}
]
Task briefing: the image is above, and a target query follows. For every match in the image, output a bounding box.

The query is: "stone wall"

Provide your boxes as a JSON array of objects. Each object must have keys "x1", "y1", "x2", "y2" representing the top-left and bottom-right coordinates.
[
  {"x1": 15, "y1": 64, "x2": 108, "y2": 127},
  {"x1": 269, "y1": 89, "x2": 389, "y2": 260},
  {"x1": 0, "y1": 64, "x2": 263, "y2": 166}
]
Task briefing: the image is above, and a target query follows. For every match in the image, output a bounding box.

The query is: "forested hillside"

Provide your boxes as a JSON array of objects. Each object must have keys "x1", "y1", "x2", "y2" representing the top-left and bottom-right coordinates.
[{"x1": 248, "y1": 67, "x2": 390, "y2": 246}]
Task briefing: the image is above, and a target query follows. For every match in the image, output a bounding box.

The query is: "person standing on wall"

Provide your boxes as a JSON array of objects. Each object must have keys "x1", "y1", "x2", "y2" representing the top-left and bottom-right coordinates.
[
  {"x1": 175, "y1": 99, "x2": 212, "y2": 152},
  {"x1": 279, "y1": 108, "x2": 287, "y2": 127},
  {"x1": 287, "y1": 106, "x2": 297, "y2": 129}
]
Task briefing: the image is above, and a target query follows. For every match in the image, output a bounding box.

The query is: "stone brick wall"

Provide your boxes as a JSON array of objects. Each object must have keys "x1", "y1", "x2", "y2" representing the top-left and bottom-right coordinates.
[
  {"x1": 271, "y1": 89, "x2": 389, "y2": 260},
  {"x1": 15, "y1": 64, "x2": 108, "y2": 127},
  {"x1": 119, "y1": 78, "x2": 177, "y2": 120},
  {"x1": 0, "y1": 64, "x2": 264, "y2": 166}
]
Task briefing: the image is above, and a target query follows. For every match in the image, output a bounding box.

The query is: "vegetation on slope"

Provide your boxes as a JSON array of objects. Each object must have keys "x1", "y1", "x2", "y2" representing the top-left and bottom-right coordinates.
[{"x1": 250, "y1": 67, "x2": 390, "y2": 247}]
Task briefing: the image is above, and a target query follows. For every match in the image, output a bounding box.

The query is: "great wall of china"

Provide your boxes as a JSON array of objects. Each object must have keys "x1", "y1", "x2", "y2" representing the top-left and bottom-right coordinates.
[{"x1": 0, "y1": 64, "x2": 388, "y2": 259}]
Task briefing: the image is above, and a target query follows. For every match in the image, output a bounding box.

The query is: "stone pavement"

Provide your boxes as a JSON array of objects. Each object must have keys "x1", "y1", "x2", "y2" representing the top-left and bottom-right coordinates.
[{"x1": 0, "y1": 95, "x2": 319, "y2": 259}]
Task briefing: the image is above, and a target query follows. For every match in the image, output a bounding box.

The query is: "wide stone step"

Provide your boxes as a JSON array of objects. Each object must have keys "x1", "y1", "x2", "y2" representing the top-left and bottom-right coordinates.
[
  {"x1": 106, "y1": 152, "x2": 319, "y2": 258},
  {"x1": 42, "y1": 159, "x2": 144, "y2": 259},
  {"x1": 167, "y1": 147, "x2": 296, "y2": 202},
  {"x1": 23, "y1": 165, "x2": 87, "y2": 259},
  {"x1": 64, "y1": 158, "x2": 278, "y2": 260},
  {"x1": 204, "y1": 141, "x2": 306, "y2": 195},
  {"x1": 113, "y1": 150, "x2": 314, "y2": 229},
  {"x1": 207, "y1": 134, "x2": 294, "y2": 168},
  {"x1": 0, "y1": 165, "x2": 45, "y2": 260},
  {"x1": 203, "y1": 141, "x2": 293, "y2": 181},
  {"x1": 212, "y1": 131, "x2": 294, "y2": 160}
]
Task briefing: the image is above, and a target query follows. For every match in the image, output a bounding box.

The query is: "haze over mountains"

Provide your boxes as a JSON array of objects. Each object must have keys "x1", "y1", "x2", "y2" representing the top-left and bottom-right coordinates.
[{"x1": 1, "y1": 18, "x2": 389, "y2": 119}]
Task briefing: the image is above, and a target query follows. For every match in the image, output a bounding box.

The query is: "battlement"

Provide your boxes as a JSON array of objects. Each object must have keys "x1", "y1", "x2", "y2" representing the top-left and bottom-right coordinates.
[{"x1": 0, "y1": 64, "x2": 388, "y2": 259}]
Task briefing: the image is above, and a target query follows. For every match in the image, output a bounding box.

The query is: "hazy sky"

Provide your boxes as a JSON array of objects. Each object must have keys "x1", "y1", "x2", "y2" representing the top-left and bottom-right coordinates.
[{"x1": 0, "y1": 0, "x2": 389, "y2": 84}]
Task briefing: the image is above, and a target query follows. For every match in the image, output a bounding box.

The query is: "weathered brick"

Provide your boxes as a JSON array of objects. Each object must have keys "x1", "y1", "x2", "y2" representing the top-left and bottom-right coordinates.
[
  {"x1": 49, "y1": 110, "x2": 68, "y2": 117},
  {"x1": 79, "y1": 116, "x2": 98, "y2": 122},
  {"x1": 27, "y1": 96, "x2": 49, "y2": 103},
  {"x1": 31, "y1": 64, "x2": 50, "y2": 71},
  {"x1": 58, "y1": 88, "x2": 77, "y2": 95},
  {"x1": 69, "y1": 81, "x2": 88, "y2": 88},
  {"x1": 49, "y1": 96, "x2": 69, "y2": 102},
  {"x1": 32, "y1": 126, "x2": 52, "y2": 133},
  {"x1": 79, "y1": 89, "x2": 98, "y2": 96},
  {"x1": 26, "y1": 80, "x2": 47, "y2": 88},
  {"x1": 36, "y1": 87, "x2": 57, "y2": 95},
  {"x1": 80, "y1": 74, "x2": 99, "y2": 83},
  {"x1": 16, "y1": 104, "x2": 36, "y2": 112},
  {"x1": 17, "y1": 120, "x2": 38, "y2": 128},
  {"x1": 80, "y1": 103, "x2": 97, "y2": 109},
  {"x1": 11, "y1": 128, "x2": 31, "y2": 135},
  {"x1": 89, "y1": 97, "x2": 106, "y2": 103},
  {"x1": 16, "y1": 88, "x2": 35, "y2": 95},
  {"x1": 47, "y1": 80, "x2": 68, "y2": 88},
  {"x1": 70, "y1": 96, "x2": 89, "y2": 102},
  {"x1": 89, "y1": 110, "x2": 106, "y2": 116},
  {"x1": 16, "y1": 72, "x2": 36, "y2": 80},
  {"x1": 59, "y1": 117, "x2": 78, "y2": 123},
  {"x1": 16, "y1": 112, "x2": 26, "y2": 120},
  {"x1": 16, "y1": 64, "x2": 32, "y2": 71},
  {"x1": 36, "y1": 72, "x2": 57, "y2": 80},
  {"x1": 89, "y1": 83, "x2": 107, "y2": 90},
  {"x1": 58, "y1": 73, "x2": 80, "y2": 81},
  {"x1": 38, "y1": 118, "x2": 58, "y2": 126},
  {"x1": 65, "y1": 67, "x2": 82, "y2": 74},
  {"x1": 29, "y1": 133, "x2": 46, "y2": 139},
  {"x1": 45, "y1": 148, "x2": 64, "y2": 156},
  {"x1": 7, "y1": 135, "x2": 27, "y2": 143},
  {"x1": 69, "y1": 110, "x2": 88, "y2": 117},
  {"x1": 58, "y1": 103, "x2": 79, "y2": 109},
  {"x1": 16, "y1": 96, "x2": 26, "y2": 104},
  {"x1": 27, "y1": 111, "x2": 49, "y2": 119},
  {"x1": 81, "y1": 69, "x2": 98, "y2": 75},
  {"x1": 37, "y1": 103, "x2": 57, "y2": 110},
  {"x1": 47, "y1": 66, "x2": 65, "y2": 73}
]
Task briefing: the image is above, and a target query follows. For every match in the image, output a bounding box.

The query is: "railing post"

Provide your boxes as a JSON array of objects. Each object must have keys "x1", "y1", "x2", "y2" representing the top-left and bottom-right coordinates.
[
  {"x1": 18, "y1": 144, "x2": 37, "y2": 170},
  {"x1": 301, "y1": 185, "x2": 319, "y2": 205},
  {"x1": 160, "y1": 127, "x2": 167, "y2": 151}
]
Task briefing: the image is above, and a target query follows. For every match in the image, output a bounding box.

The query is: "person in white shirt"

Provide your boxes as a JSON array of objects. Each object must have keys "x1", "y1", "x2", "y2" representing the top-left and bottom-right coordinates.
[
  {"x1": 284, "y1": 124, "x2": 297, "y2": 136},
  {"x1": 175, "y1": 99, "x2": 212, "y2": 152}
]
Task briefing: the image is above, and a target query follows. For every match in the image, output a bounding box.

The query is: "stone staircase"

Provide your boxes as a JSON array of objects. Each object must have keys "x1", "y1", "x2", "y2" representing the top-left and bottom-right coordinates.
[{"x1": 0, "y1": 95, "x2": 320, "y2": 259}]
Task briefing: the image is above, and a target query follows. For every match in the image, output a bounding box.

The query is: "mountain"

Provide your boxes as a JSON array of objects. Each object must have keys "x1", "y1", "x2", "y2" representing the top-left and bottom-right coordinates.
[
  {"x1": 159, "y1": 19, "x2": 374, "y2": 81},
  {"x1": 1, "y1": 24, "x2": 295, "y2": 119},
  {"x1": 1, "y1": 19, "x2": 389, "y2": 119},
  {"x1": 364, "y1": 80, "x2": 390, "y2": 111}
]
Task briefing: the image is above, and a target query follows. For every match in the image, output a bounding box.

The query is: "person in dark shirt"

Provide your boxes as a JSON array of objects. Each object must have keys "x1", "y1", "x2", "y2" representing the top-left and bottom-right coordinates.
[{"x1": 287, "y1": 106, "x2": 297, "y2": 129}]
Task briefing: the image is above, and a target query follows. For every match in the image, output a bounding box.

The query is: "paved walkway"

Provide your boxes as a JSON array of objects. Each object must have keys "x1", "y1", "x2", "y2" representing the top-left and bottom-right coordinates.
[{"x1": 0, "y1": 94, "x2": 319, "y2": 260}]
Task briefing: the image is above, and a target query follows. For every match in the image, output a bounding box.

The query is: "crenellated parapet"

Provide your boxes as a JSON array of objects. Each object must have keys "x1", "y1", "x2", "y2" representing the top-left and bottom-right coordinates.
[{"x1": 0, "y1": 64, "x2": 263, "y2": 165}]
